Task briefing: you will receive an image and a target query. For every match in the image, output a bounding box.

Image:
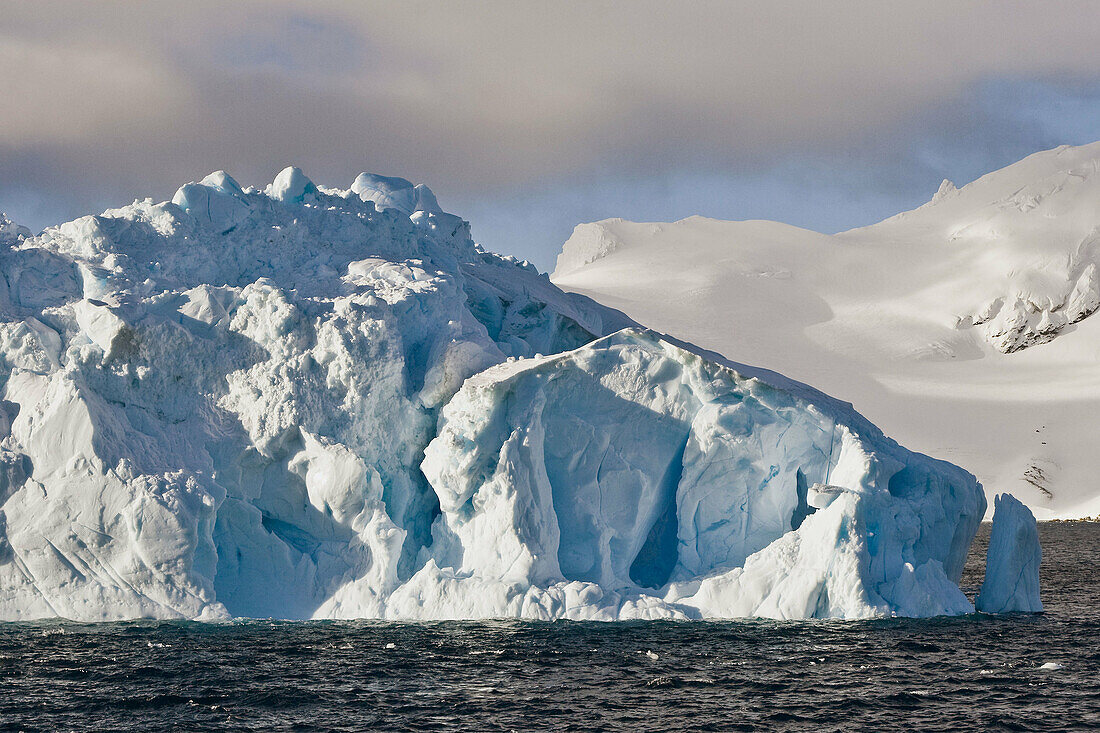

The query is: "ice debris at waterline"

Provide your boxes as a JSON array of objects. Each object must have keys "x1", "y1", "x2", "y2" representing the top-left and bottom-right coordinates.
[
  {"x1": 0, "y1": 169, "x2": 1024, "y2": 621},
  {"x1": 977, "y1": 494, "x2": 1043, "y2": 614}
]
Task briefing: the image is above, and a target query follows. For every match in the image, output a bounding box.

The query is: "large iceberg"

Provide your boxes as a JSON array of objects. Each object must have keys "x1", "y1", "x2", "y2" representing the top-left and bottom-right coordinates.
[{"x1": 0, "y1": 171, "x2": 1014, "y2": 620}]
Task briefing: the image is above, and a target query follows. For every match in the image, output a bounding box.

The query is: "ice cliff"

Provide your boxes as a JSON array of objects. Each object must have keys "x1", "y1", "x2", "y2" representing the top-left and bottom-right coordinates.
[
  {"x1": 977, "y1": 494, "x2": 1043, "y2": 614},
  {"x1": 0, "y1": 171, "x2": 1017, "y2": 620}
]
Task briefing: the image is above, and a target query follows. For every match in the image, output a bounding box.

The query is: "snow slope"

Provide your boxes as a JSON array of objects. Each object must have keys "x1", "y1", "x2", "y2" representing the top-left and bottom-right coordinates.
[
  {"x1": 553, "y1": 142, "x2": 1100, "y2": 519},
  {"x1": 0, "y1": 170, "x2": 1001, "y2": 620}
]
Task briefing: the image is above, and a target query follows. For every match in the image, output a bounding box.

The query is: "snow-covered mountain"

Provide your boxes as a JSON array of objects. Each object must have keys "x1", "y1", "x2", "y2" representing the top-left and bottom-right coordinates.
[
  {"x1": 0, "y1": 168, "x2": 1022, "y2": 621},
  {"x1": 553, "y1": 142, "x2": 1100, "y2": 519}
]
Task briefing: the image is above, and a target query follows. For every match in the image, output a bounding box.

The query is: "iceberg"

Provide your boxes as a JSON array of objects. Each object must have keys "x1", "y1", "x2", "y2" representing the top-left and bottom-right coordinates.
[
  {"x1": 976, "y1": 494, "x2": 1043, "y2": 613},
  {"x1": 0, "y1": 169, "x2": 1021, "y2": 621},
  {"x1": 417, "y1": 330, "x2": 983, "y2": 619}
]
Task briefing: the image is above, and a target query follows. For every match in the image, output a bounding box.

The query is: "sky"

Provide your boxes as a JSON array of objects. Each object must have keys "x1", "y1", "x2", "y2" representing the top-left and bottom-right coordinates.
[{"x1": 2, "y1": 1, "x2": 1100, "y2": 270}]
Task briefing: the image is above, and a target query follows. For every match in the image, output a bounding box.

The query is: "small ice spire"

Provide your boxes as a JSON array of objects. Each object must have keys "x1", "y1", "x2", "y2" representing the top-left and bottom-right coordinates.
[
  {"x1": 0, "y1": 212, "x2": 31, "y2": 242},
  {"x1": 976, "y1": 493, "x2": 1043, "y2": 613},
  {"x1": 931, "y1": 178, "x2": 957, "y2": 204},
  {"x1": 351, "y1": 172, "x2": 441, "y2": 215},
  {"x1": 268, "y1": 166, "x2": 317, "y2": 203},
  {"x1": 200, "y1": 171, "x2": 244, "y2": 196}
]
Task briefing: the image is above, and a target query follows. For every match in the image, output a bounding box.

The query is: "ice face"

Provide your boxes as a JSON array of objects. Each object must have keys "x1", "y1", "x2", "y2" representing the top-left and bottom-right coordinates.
[
  {"x1": 0, "y1": 169, "x2": 620, "y2": 621},
  {"x1": 976, "y1": 494, "x2": 1043, "y2": 613},
  {"x1": 0, "y1": 169, "x2": 994, "y2": 621},
  {"x1": 421, "y1": 330, "x2": 985, "y2": 620}
]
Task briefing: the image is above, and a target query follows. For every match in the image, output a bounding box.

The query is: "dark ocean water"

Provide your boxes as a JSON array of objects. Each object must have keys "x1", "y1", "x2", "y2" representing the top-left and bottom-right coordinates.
[{"x1": 1, "y1": 523, "x2": 1098, "y2": 733}]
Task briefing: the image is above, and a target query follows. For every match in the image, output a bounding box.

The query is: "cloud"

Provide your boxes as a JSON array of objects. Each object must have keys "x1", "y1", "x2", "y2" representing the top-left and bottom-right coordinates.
[{"x1": 2, "y1": 0, "x2": 1100, "y2": 244}]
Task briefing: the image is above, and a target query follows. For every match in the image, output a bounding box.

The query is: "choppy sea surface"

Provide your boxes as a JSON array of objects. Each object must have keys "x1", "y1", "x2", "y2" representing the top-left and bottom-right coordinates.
[{"x1": 1, "y1": 523, "x2": 1098, "y2": 732}]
